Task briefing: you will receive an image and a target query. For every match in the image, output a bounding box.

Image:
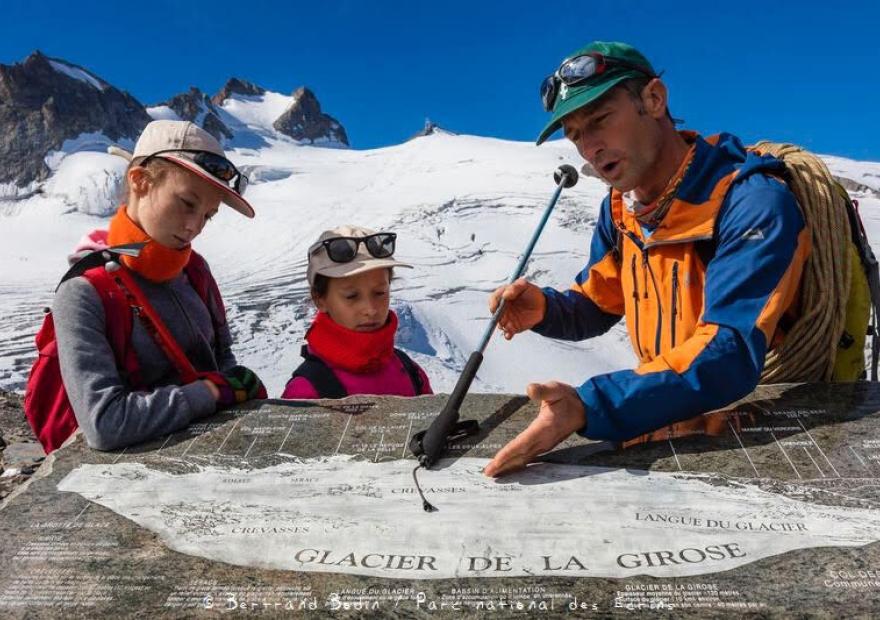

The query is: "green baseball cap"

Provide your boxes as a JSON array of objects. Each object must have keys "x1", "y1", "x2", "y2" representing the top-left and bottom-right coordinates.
[{"x1": 536, "y1": 41, "x2": 657, "y2": 145}]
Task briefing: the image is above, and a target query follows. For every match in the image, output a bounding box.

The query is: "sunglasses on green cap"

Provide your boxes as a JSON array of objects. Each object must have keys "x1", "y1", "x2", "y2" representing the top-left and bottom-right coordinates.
[{"x1": 540, "y1": 52, "x2": 656, "y2": 113}]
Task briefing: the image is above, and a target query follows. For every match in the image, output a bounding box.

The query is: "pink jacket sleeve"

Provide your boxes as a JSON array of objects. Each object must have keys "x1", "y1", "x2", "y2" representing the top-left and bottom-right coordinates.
[{"x1": 281, "y1": 376, "x2": 321, "y2": 399}]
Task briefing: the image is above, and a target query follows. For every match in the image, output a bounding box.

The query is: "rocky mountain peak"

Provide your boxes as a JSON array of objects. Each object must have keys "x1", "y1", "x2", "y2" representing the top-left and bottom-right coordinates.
[
  {"x1": 0, "y1": 53, "x2": 351, "y2": 189},
  {"x1": 273, "y1": 86, "x2": 349, "y2": 146},
  {"x1": 0, "y1": 51, "x2": 151, "y2": 186},
  {"x1": 409, "y1": 118, "x2": 454, "y2": 140},
  {"x1": 159, "y1": 87, "x2": 232, "y2": 141},
  {"x1": 211, "y1": 77, "x2": 266, "y2": 106}
]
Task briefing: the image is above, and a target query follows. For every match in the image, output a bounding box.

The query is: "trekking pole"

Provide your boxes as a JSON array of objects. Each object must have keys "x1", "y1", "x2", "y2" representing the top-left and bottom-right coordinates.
[{"x1": 410, "y1": 164, "x2": 579, "y2": 468}]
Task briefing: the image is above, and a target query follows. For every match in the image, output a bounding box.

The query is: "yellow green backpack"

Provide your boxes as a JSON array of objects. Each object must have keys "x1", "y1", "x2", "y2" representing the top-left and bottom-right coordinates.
[{"x1": 749, "y1": 143, "x2": 880, "y2": 383}]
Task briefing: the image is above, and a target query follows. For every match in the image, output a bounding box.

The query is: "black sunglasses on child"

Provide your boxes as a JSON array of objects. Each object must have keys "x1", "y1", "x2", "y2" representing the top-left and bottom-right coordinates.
[
  {"x1": 140, "y1": 149, "x2": 249, "y2": 195},
  {"x1": 310, "y1": 232, "x2": 397, "y2": 263}
]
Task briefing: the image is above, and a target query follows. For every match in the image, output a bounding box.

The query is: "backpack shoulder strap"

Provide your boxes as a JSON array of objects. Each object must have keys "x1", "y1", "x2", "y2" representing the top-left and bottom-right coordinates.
[
  {"x1": 115, "y1": 265, "x2": 199, "y2": 383},
  {"x1": 81, "y1": 267, "x2": 142, "y2": 387},
  {"x1": 184, "y1": 251, "x2": 228, "y2": 353},
  {"x1": 691, "y1": 161, "x2": 789, "y2": 269},
  {"x1": 291, "y1": 345, "x2": 348, "y2": 399},
  {"x1": 843, "y1": 195, "x2": 880, "y2": 380},
  {"x1": 394, "y1": 348, "x2": 424, "y2": 395},
  {"x1": 184, "y1": 251, "x2": 227, "y2": 325}
]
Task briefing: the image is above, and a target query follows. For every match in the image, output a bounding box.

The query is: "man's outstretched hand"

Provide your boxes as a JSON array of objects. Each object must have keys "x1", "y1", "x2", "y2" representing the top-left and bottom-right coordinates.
[{"x1": 483, "y1": 381, "x2": 587, "y2": 477}]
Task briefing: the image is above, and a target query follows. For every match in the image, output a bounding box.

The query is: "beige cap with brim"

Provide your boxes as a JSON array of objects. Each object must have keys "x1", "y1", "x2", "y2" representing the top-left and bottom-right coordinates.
[
  {"x1": 109, "y1": 120, "x2": 255, "y2": 218},
  {"x1": 307, "y1": 225, "x2": 412, "y2": 286}
]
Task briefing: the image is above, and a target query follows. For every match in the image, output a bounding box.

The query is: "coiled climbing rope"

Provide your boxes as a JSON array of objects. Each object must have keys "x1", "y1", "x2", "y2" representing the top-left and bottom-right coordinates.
[{"x1": 750, "y1": 142, "x2": 851, "y2": 383}]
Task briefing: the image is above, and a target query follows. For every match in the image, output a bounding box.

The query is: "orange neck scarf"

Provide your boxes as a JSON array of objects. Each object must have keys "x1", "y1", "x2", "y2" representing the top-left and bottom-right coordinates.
[{"x1": 107, "y1": 206, "x2": 192, "y2": 283}]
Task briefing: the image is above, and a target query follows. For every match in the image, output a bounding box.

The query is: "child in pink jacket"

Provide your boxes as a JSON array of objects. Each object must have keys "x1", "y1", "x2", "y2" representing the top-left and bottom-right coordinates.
[{"x1": 281, "y1": 225, "x2": 433, "y2": 399}]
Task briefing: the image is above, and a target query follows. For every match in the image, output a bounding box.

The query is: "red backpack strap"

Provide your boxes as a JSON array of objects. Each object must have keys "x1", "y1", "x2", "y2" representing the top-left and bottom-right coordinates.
[
  {"x1": 82, "y1": 267, "x2": 142, "y2": 387},
  {"x1": 106, "y1": 265, "x2": 199, "y2": 384},
  {"x1": 184, "y1": 251, "x2": 228, "y2": 348}
]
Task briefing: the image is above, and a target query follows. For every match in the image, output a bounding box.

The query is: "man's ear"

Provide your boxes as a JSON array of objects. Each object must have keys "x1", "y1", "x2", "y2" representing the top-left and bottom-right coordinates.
[{"x1": 641, "y1": 78, "x2": 669, "y2": 120}]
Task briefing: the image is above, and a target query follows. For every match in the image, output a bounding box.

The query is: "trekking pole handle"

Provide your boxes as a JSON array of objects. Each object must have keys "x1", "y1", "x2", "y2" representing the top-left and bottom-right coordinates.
[{"x1": 476, "y1": 164, "x2": 578, "y2": 355}]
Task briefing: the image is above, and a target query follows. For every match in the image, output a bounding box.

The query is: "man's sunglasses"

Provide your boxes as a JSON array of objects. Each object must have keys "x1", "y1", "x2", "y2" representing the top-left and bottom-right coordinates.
[
  {"x1": 540, "y1": 52, "x2": 656, "y2": 112},
  {"x1": 140, "y1": 149, "x2": 249, "y2": 195},
  {"x1": 310, "y1": 232, "x2": 397, "y2": 263}
]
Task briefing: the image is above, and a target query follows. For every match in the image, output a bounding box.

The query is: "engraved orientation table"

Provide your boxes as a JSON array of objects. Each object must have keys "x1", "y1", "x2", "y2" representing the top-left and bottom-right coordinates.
[{"x1": 1, "y1": 383, "x2": 880, "y2": 616}]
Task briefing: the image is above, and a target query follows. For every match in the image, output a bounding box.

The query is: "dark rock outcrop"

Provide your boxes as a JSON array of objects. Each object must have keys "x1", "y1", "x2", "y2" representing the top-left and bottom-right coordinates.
[
  {"x1": 159, "y1": 87, "x2": 232, "y2": 141},
  {"x1": 0, "y1": 390, "x2": 42, "y2": 503},
  {"x1": 0, "y1": 52, "x2": 351, "y2": 186},
  {"x1": 0, "y1": 51, "x2": 151, "y2": 186},
  {"x1": 835, "y1": 176, "x2": 879, "y2": 198},
  {"x1": 211, "y1": 77, "x2": 265, "y2": 106},
  {"x1": 273, "y1": 87, "x2": 349, "y2": 146},
  {"x1": 409, "y1": 118, "x2": 454, "y2": 140}
]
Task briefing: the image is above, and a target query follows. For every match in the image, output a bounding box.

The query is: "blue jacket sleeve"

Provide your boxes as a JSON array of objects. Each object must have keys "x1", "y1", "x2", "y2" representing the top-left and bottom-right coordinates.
[
  {"x1": 577, "y1": 175, "x2": 808, "y2": 442},
  {"x1": 533, "y1": 193, "x2": 624, "y2": 341}
]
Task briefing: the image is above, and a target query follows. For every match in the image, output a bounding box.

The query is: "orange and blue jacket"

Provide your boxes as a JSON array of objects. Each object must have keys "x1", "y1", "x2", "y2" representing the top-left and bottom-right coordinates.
[{"x1": 533, "y1": 132, "x2": 810, "y2": 442}]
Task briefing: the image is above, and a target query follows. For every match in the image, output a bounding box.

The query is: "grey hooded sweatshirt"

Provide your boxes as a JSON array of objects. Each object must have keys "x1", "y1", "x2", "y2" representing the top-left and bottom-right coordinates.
[{"x1": 53, "y1": 263, "x2": 236, "y2": 451}]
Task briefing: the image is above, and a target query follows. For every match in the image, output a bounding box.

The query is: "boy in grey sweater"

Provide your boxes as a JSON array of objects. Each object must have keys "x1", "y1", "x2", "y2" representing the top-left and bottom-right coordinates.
[
  {"x1": 54, "y1": 260, "x2": 237, "y2": 450},
  {"x1": 52, "y1": 120, "x2": 265, "y2": 451}
]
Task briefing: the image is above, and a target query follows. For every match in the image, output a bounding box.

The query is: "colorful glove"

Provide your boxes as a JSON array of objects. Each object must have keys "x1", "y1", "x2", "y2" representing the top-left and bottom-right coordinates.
[{"x1": 200, "y1": 365, "x2": 268, "y2": 409}]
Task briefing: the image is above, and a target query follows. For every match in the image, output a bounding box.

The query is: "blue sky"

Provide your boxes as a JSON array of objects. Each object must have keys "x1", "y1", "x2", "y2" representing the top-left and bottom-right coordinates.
[{"x1": 3, "y1": 0, "x2": 879, "y2": 159}]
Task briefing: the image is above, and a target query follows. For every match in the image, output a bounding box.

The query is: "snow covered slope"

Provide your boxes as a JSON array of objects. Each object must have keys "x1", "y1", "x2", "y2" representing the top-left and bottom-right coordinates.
[{"x1": 1, "y1": 131, "x2": 878, "y2": 399}]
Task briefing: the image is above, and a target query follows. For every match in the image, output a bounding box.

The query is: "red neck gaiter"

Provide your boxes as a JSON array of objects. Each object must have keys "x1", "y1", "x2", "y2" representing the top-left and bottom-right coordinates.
[{"x1": 306, "y1": 310, "x2": 397, "y2": 373}]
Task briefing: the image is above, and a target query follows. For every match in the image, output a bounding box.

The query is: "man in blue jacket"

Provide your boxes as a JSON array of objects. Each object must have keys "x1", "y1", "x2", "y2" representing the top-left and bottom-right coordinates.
[{"x1": 484, "y1": 41, "x2": 808, "y2": 477}]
